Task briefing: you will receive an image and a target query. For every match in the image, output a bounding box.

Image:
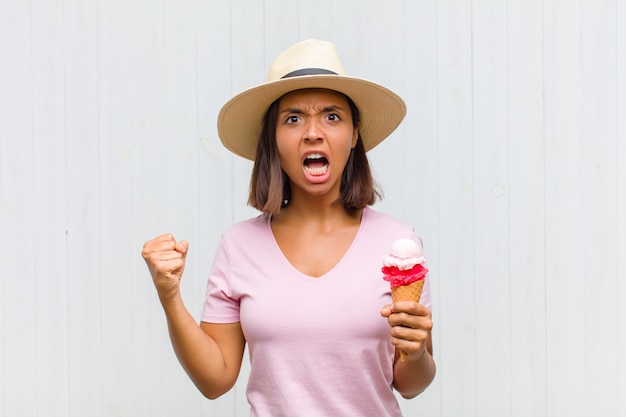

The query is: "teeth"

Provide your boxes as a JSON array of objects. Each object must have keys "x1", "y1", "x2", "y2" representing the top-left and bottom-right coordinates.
[
  {"x1": 303, "y1": 153, "x2": 328, "y2": 175},
  {"x1": 304, "y1": 165, "x2": 328, "y2": 175}
]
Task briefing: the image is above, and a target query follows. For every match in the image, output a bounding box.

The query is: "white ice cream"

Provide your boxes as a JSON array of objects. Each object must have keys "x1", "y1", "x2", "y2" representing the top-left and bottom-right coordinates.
[{"x1": 383, "y1": 238, "x2": 425, "y2": 271}]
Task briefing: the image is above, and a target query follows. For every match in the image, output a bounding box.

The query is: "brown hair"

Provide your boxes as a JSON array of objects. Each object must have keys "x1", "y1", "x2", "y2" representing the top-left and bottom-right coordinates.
[{"x1": 248, "y1": 92, "x2": 381, "y2": 213}]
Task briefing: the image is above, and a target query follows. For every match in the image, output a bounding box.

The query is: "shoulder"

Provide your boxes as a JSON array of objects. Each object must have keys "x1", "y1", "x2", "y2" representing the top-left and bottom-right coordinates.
[
  {"x1": 362, "y1": 207, "x2": 413, "y2": 233},
  {"x1": 218, "y1": 213, "x2": 273, "y2": 252},
  {"x1": 222, "y1": 213, "x2": 270, "y2": 238},
  {"x1": 360, "y1": 207, "x2": 426, "y2": 252}
]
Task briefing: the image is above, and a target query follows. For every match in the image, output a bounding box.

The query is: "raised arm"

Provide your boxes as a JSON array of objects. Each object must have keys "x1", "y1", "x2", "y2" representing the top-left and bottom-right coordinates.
[{"x1": 142, "y1": 234, "x2": 245, "y2": 399}]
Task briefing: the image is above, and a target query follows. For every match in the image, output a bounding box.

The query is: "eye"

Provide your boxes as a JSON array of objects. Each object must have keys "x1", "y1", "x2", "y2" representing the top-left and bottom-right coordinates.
[
  {"x1": 326, "y1": 113, "x2": 341, "y2": 121},
  {"x1": 285, "y1": 115, "x2": 300, "y2": 124}
]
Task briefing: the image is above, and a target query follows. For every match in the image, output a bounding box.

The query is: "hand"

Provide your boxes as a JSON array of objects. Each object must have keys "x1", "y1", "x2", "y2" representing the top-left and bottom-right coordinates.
[
  {"x1": 141, "y1": 234, "x2": 189, "y2": 302},
  {"x1": 380, "y1": 301, "x2": 433, "y2": 360}
]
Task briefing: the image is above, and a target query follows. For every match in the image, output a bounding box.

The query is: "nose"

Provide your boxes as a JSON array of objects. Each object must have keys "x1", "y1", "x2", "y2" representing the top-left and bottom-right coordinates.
[{"x1": 303, "y1": 118, "x2": 324, "y2": 142}]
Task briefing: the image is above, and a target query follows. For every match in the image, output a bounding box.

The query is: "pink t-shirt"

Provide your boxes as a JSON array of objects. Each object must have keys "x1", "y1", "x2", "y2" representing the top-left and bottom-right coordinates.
[{"x1": 202, "y1": 207, "x2": 431, "y2": 417}]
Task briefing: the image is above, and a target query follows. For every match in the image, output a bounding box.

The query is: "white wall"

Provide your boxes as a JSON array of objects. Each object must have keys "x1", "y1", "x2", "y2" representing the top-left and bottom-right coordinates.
[{"x1": 0, "y1": 1, "x2": 624, "y2": 416}]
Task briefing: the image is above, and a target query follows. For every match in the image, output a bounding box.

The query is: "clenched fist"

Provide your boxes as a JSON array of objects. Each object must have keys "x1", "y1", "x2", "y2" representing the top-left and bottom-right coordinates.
[{"x1": 142, "y1": 234, "x2": 189, "y2": 302}]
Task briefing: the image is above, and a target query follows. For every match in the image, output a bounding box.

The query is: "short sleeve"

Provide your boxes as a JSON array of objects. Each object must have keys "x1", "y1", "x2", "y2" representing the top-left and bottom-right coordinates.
[{"x1": 201, "y1": 235, "x2": 241, "y2": 323}]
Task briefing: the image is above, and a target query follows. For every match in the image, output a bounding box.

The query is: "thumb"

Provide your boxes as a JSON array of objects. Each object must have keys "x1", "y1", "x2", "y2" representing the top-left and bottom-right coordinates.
[
  {"x1": 172, "y1": 240, "x2": 189, "y2": 278},
  {"x1": 175, "y1": 240, "x2": 189, "y2": 256}
]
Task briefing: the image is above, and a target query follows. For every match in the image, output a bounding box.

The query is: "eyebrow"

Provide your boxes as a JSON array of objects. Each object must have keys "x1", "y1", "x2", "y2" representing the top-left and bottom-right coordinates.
[{"x1": 279, "y1": 105, "x2": 344, "y2": 115}]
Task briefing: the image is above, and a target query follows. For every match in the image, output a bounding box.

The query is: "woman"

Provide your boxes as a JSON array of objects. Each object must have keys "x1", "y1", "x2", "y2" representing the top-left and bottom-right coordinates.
[{"x1": 142, "y1": 39, "x2": 435, "y2": 417}]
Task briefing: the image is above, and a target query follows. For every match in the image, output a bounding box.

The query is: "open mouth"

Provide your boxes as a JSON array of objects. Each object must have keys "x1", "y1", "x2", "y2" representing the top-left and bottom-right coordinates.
[{"x1": 303, "y1": 153, "x2": 329, "y2": 176}]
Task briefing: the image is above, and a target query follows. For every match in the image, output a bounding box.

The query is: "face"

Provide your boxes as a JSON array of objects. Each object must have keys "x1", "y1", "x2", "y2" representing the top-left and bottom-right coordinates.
[{"x1": 275, "y1": 89, "x2": 359, "y2": 200}]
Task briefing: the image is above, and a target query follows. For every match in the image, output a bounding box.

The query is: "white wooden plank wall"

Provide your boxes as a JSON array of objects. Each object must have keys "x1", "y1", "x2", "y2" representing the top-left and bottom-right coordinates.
[{"x1": 0, "y1": 1, "x2": 624, "y2": 416}]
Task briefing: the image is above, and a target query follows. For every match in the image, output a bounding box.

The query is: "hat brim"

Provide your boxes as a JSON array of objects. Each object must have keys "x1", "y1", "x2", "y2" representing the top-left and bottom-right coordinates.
[{"x1": 217, "y1": 74, "x2": 406, "y2": 161}]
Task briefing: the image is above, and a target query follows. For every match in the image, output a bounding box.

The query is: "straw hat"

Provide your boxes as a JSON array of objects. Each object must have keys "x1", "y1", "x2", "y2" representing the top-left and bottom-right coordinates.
[{"x1": 217, "y1": 39, "x2": 406, "y2": 161}]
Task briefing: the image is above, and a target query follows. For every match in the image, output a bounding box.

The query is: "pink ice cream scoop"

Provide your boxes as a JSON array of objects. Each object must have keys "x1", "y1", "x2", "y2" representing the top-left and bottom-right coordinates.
[{"x1": 382, "y1": 238, "x2": 428, "y2": 289}]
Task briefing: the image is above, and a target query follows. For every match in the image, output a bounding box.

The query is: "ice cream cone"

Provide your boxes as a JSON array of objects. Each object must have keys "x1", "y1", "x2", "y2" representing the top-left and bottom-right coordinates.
[
  {"x1": 391, "y1": 280, "x2": 425, "y2": 361},
  {"x1": 390, "y1": 279, "x2": 424, "y2": 304},
  {"x1": 382, "y1": 238, "x2": 428, "y2": 362}
]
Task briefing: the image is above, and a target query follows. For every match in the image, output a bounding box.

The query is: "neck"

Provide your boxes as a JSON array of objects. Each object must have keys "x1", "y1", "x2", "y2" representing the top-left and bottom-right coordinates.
[{"x1": 273, "y1": 196, "x2": 362, "y2": 230}]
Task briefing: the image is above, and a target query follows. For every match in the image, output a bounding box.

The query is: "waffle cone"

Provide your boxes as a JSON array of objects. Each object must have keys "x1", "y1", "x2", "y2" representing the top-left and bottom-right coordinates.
[
  {"x1": 391, "y1": 279, "x2": 424, "y2": 303},
  {"x1": 390, "y1": 279, "x2": 425, "y2": 361}
]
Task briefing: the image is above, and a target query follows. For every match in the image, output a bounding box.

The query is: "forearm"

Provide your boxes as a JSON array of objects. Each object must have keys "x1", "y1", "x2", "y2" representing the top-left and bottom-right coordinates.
[
  {"x1": 161, "y1": 295, "x2": 241, "y2": 399},
  {"x1": 392, "y1": 341, "x2": 436, "y2": 399}
]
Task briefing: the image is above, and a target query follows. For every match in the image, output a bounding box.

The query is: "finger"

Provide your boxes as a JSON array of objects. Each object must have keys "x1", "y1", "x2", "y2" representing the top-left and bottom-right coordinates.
[
  {"x1": 388, "y1": 311, "x2": 433, "y2": 331},
  {"x1": 175, "y1": 240, "x2": 189, "y2": 255},
  {"x1": 147, "y1": 239, "x2": 178, "y2": 254},
  {"x1": 142, "y1": 234, "x2": 176, "y2": 256},
  {"x1": 391, "y1": 301, "x2": 429, "y2": 315},
  {"x1": 144, "y1": 250, "x2": 179, "y2": 265},
  {"x1": 148, "y1": 233, "x2": 177, "y2": 246},
  {"x1": 390, "y1": 335, "x2": 428, "y2": 358},
  {"x1": 159, "y1": 257, "x2": 185, "y2": 271},
  {"x1": 389, "y1": 324, "x2": 431, "y2": 354},
  {"x1": 158, "y1": 254, "x2": 184, "y2": 263},
  {"x1": 153, "y1": 233, "x2": 176, "y2": 242},
  {"x1": 160, "y1": 238, "x2": 189, "y2": 259},
  {"x1": 143, "y1": 235, "x2": 189, "y2": 261},
  {"x1": 390, "y1": 322, "x2": 430, "y2": 339}
]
